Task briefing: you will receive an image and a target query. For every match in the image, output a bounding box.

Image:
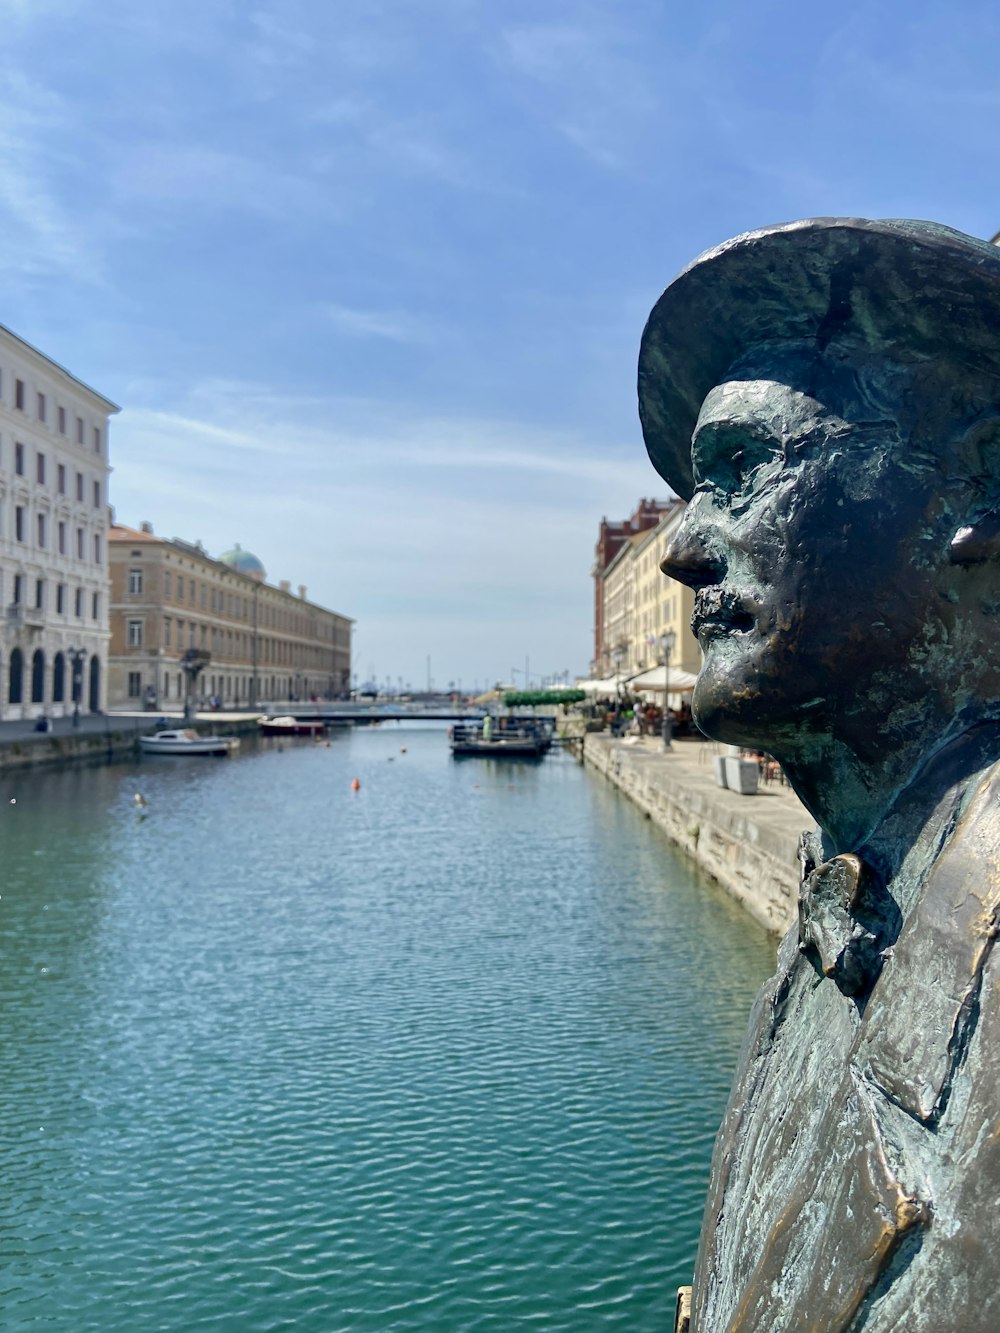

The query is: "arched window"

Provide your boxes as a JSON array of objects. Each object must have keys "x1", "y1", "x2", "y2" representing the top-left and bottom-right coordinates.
[
  {"x1": 31, "y1": 649, "x2": 45, "y2": 704},
  {"x1": 8, "y1": 648, "x2": 23, "y2": 704},
  {"x1": 52, "y1": 652, "x2": 65, "y2": 703},
  {"x1": 88, "y1": 655, "x2": 101, "y2": 713}
]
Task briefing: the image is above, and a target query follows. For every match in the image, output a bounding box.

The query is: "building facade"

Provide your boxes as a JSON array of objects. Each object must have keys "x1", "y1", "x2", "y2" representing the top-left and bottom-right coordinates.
[
  {"x1": 596, "y1": 502, "x2": 700, "y2": 679},
  {"x1": 108, "y1": 524, "x2": 352, "y2": 710},
  {"x1": 632, "y1": 505, "x2": 701, "y2": 675},
  {"x1": 591, "y1": 497, "x2": 676, "y2": 674},
  {"x1": 0, "y1": 325, "x2": 118, "y2": 720}
]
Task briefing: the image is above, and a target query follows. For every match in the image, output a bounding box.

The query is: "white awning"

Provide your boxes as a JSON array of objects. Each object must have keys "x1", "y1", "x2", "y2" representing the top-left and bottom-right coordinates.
[
  {"x1": 575, "y1": 675, "x2": 628, "y2": 696},
  {"x1": 628, "y1": 666, "x2": 699, "y2": 693}
]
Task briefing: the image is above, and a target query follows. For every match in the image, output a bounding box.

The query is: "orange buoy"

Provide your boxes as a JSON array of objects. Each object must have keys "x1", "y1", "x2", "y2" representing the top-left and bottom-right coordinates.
[{"x1": 351, "y1": 777, "x2": 361, "y2": 791}]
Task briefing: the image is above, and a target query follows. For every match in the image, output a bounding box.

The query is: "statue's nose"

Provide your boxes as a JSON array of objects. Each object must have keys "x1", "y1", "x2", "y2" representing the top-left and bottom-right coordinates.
[{"x1": 660, "y1": 509, "x2": 725, "y2": 590}]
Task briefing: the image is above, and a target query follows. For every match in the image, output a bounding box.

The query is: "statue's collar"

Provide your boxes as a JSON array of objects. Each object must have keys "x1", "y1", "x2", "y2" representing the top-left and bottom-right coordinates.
[{"x1": 792, "y1": 746, "x2": 1000, "y2": 1124}]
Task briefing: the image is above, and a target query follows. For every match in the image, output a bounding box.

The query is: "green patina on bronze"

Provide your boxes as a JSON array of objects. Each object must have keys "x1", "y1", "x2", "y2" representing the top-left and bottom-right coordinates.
[{"x1": 639, "y1": 218, "x2": 1000, "y2": 1332}]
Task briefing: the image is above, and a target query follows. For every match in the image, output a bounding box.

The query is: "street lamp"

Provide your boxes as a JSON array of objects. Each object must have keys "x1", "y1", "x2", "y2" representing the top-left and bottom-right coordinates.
[
  {"x1": 67, "y1": 646, "x2": 85, "y2": 727},
  {"x1": 660, "y1": 629, "x2": 677, "y2": 750},
  {"x1": 181, "y1": 647, "x2": 210, "y2": 722}
]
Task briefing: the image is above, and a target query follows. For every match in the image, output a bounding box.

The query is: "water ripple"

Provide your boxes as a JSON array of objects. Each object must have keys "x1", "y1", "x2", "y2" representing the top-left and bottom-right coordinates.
[{"x1": 0, "y1": 728, "x2": 775, "y2": 1330}]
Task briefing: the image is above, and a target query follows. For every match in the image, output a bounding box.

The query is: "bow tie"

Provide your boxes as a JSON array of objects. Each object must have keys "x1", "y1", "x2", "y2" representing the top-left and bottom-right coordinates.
[{"x1": 798, "y1": 845, "x2": 895, "y2": 997}]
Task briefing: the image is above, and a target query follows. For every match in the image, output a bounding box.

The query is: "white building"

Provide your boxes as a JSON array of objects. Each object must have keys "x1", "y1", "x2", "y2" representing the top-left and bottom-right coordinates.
[{"x1": 0, "y1": 325, "x2": 119, "y2": 720}]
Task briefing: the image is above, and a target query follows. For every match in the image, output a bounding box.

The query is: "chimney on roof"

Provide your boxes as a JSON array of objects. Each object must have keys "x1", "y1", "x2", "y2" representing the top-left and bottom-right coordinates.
[
  {"x1": 298, "y1": 584, "x2": 307, "y2": 599},
  {"x1": 279, "y1": 580, "x2": 291, "y2": 593},
  {"x1": 140, "y1": 520, "x2": 153, "y2": 534}
]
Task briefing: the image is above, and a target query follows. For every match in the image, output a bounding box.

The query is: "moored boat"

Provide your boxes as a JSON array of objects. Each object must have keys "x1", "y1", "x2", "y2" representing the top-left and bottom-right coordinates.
[
  {"x1": 140, "y1": 729, "x2": 240, "y2": 756},
  {"x1": 449, "y1": 717, "x2": 553, "y2": 758},
  {"x1": 258, "y1": 715, "x2": 326, "y2": 736}
]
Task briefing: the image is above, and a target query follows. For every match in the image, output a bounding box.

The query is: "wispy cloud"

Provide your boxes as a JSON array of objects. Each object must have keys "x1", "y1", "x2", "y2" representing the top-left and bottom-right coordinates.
[
  {"x1": 110, "y1": 378, "x2": 659, "y2": 679},
  {"x1": 0, "y1": 69, "x2": 105, "y2": 283},
  {"x1": 497, "y1": 18, "x2": 657, "y2": 170},
  {"x1": 113, "y1": 143, "x2": 350, "y2": 224},
  {"x1": 323, "y1": 303, "x2": 431, "y2": 343}
]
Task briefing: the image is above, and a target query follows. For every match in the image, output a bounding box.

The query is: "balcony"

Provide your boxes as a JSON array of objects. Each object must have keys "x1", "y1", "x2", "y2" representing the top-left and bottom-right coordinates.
[{"x1": 6, "y1": 604, "x2": 45, "y2": 630}]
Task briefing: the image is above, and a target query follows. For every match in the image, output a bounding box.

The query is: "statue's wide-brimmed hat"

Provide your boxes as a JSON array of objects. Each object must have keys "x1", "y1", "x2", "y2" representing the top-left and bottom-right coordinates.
[{"x1": 638, "y1": 217, "x2": 1000, "y2": 500}]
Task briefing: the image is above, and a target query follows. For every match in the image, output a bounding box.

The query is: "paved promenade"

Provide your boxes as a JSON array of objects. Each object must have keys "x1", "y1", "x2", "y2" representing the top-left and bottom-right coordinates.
[{"x1": 584, "y1": 732, "x2": 811, "y2": 934}]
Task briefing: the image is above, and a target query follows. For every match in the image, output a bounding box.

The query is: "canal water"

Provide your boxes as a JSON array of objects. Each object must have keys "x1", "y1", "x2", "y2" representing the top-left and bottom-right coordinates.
[{"x1": 0, "y1": 726, "x2": 775, "y2": 1331}]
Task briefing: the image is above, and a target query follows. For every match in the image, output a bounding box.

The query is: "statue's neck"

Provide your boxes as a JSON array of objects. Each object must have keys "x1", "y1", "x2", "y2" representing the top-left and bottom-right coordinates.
[{"x1": 781, "y1": 722, "x2": 1000, "y2": 878}]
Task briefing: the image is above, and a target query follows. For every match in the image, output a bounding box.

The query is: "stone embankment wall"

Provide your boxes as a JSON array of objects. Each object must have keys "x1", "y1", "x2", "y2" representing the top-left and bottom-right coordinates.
[
  {"x1": 0, "y1": 716, "x2": 262, "y2": 774},
  {"x1": 584, "y1": 734, "x2": 803, "y2": 935},
  {"x1": 0, "y1": 728, "x2": 141, "y2": 773}
]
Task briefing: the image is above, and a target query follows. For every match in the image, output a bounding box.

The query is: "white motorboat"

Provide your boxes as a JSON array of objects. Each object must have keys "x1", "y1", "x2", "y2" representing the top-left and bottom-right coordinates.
[{"x1": 139, "y1": 728, "x2": 240, "y2": 756}]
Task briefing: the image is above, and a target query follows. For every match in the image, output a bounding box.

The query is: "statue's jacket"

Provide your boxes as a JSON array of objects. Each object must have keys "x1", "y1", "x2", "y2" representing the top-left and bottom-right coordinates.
[{"x1": 691, "y1": 759, "x2": 1000, "y2": 1332}]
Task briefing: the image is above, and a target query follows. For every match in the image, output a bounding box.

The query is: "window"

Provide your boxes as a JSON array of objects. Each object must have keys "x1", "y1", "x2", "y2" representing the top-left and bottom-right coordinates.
[
  {"x1": 15, "y1": 379, "x2": 24, "y2": 410},
  {"x1": 93, "y1": 426, "x2": 101, "y2": 453},
  {"x1": 34, "y1": 579, "x2": 44, "y2": 609},
  {"x1": 93, "y1": 480, "x2": 100, "y2": 508},
  {"x1": 37, "y1": 392, "x2": 45, "y2": 422},
  {"x1": 93, "y1": 533, "x2": 101, "y2": 564},
  {"x1": 58, "y1": 521, "x2": 66, "y2": 554},
  {"x1": 92, "y1": 591, "x2": 100, "y2": 619},
  {"x1": 200, "y1": 584, "x2": 206, "y2": 610},
  {"x1": 175, "y1": 575, "x2": 183, "y2": 602},
  {"x1": 189, "y1": 578, "x2": 195, "y2": 601},
  {"x1": 128, "y1": 671, "x2": 142, "y2": 698},
  {"x1": 13, "y1": 574, "x2": 23, "y2": 605},
  {"x1": 57, "y1": 463, "x2": 66, "y2": 494},
  {"x1": 36, "y1": 452, "x2": 45, "y2": 484},
  {"x1": 56, "y1": 583, "x2": 65, "y2": 614},
  {"x1": 58, "y1": 406, "x2": 66, "y2": 434},
  {"x1": 164, "y1": 617, "x2": 172, "y2": 647},
  {"x1": 128, "y1": 568, "x2": 143, "y2": 595},
  {"x1": 15, "y1": 506, "x2": 24, "y2": 542},
  {"x1": 75, "y1": 472, "x2": 83, "y2": 502},
  {"x1": 164, "y1": 570, "x2": 172, "y2": 597},
  {"x1": 36, "y1": 513, "x2": 45, "y2": 548},
  {"x1": 127, "y1": 619, "x2": 143, "y2": 648},
  {"x1": 76, "y1": 527, "x2": 84, "y2": 558},
  {"x1": 14, "y1": 441, "x2": 24, "y2": 475},
  {"x1": 74, "y1": 587, "x2": 83, "y2": 617},
  {"x1": 76, "y1": 416, "x2": 84, "y2": 445}
]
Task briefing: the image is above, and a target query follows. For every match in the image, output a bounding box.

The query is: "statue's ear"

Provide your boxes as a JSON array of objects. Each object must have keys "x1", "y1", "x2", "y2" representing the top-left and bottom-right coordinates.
[{"x1": 949, "y1": 417, "x2": 1000, "y2": 566}]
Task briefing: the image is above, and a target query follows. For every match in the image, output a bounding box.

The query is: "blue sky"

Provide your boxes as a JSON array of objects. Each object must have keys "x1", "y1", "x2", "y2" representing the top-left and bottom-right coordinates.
[{"x1": 3, "y1": 0, "x2": 999, "y2": 689}]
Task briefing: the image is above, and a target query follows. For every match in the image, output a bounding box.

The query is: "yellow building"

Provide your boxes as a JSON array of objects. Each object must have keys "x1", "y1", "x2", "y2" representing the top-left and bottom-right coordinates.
[
  {"x1": 632, "y1": 506, "x2": 701, "y2": 675},
  {"x1": 108, "y1": 523, "x2": 352, "y2": 710}
]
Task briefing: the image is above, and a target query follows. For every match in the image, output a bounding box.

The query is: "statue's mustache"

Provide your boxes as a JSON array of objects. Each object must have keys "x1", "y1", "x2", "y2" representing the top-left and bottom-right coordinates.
[{"x1": 692, "y1": 587, "x2": 755, "y2": 634}]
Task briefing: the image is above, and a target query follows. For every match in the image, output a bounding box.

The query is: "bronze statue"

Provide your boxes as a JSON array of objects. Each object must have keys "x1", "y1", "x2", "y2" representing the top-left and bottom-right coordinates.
[{"x1": 638, "y1": 218, "x2": 1000, "y2": 1331}]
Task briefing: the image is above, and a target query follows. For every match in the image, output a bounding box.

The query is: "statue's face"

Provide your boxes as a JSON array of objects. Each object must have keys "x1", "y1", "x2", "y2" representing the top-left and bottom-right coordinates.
[{"x1": 662, "y1": 361, "x2": 954, "y2": 756}]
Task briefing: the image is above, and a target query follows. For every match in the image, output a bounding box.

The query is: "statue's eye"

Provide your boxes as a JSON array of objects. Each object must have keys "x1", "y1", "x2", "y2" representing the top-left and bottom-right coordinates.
[{"x1": 694, "y1": 427, "x2": 782, "y2": 491}]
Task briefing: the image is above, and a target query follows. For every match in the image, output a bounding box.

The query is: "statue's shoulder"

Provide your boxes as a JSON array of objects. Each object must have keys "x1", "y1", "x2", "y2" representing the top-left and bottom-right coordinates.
[{"x1": 860, "y1": 760, "x2": 1000, "y2": 1122}]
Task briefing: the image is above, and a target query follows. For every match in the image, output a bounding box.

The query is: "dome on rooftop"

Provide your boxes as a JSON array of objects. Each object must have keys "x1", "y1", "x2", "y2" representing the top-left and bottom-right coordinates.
[{"x1": 218, "y1": 544, "x2": 266, "y2": 582}]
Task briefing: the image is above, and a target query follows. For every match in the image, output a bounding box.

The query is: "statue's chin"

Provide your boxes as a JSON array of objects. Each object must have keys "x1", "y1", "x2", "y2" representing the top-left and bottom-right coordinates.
[{"x1": 691, "y1": 671, "x2": 774, "y2": 750}]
